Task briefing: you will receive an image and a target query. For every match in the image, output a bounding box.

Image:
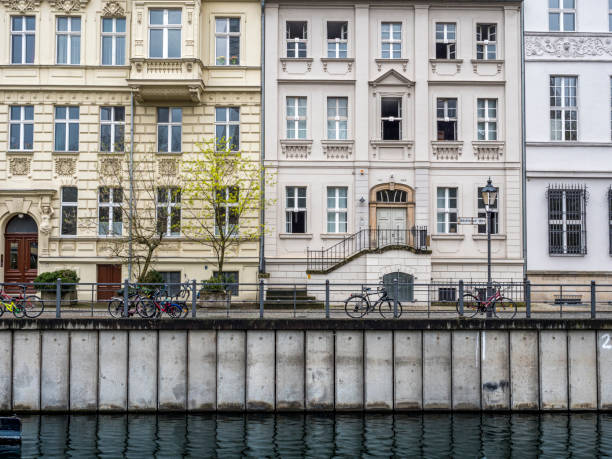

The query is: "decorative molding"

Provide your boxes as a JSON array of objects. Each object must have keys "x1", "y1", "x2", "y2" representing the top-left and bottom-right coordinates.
[
  {"x1": 431, "y1": 141, "x2": 463, "y2": 160},
  {"x1": 8, "y1": 156, "x2": 31, "y2": 176},
  {"x1": 472, "y1": 141, "x2": 504, "y2": 160},
  {"x1": 54, "y1": 157, "x2": 77, "y2": 176},
  {"x1": 279, "y1": 58, "x2": 313, "y2": 72},
  {"x1": 374, "y1": 58, "x2": 409, "y2": 72},
  {"x1": 102, "y1": 0, "x2": 125, "y2": 17},
  {"x1": 50, "y1": 0, "x2": 90, "y2": 13},
  {"x1": 320, "y1": 58, "x2": 354, "y2": 73},
  {"x1": 321, "y1": 140, "x2": 354, "y2": 159},
  {"x1": 525, "y1": 35, "x2": 612, "y2": 59},
  {"x1": 280, "y1": 139, "x2": 312, "y2": 159},
  {"x1": 430, "y1": 59, "x2": 463, "y2": 75},
  {"x1": 99, "y1": 158, "x2": 121, "y2": 176},
  {"x1": 470, "y1": 59, "x2": 504, "y2": 75},
  {"x1": 1, "y1": 0, "x2": 41, "y2": 12},
  {"x1": 158, "y1": 159, "x2": 178, "y2": 176}
]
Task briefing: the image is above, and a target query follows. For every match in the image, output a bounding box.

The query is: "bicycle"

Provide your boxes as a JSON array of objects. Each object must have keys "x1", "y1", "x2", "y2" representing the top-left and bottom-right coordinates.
[
  {"x1": 139, "y1": 288, "x2": 186, "y2": 319},
  {"x1": 456, "y1": 284, "x2": 517, "y2": 318},
  {"x1": 107, "y1": 286, "x2": 153, "y2": 319},
  {"x1": 344, "y1": 284, "x2": 403, "y2": 318},
  {"x1": 0, "y1": 289, "x2": 44, "y2": 318}
]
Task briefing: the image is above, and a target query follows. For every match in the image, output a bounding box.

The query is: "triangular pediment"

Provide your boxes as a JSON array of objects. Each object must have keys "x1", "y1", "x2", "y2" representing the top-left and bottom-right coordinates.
[{"x1": 369, "y1": 69, "x2": 415, "y2": 87}]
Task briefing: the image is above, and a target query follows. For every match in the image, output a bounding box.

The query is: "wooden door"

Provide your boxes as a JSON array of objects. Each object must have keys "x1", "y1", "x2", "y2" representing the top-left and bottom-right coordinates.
[
  {"x1": 376, "y1": 208, "x2": 406, "y2": 245},
  {"x1": 97, "y1": 264, "x2": 122, "y2": 300},
  {"x1": 4, "y1": 235, "x2": 38, "y2": 291}
]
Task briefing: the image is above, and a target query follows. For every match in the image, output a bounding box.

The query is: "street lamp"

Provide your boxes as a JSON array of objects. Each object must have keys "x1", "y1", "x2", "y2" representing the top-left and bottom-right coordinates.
[{"x1": 481, "y1": 178, "x2": 498, "y2": 318}]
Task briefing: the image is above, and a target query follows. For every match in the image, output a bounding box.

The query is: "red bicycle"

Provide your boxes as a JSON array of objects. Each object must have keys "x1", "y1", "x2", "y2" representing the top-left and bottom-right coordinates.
[{"x1": 456, "y1": 284, "x2": 517, "y2": 318}]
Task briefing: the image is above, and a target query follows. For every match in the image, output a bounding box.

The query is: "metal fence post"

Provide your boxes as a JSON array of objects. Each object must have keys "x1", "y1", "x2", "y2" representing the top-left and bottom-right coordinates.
[
  {"x1": 458, "y1": 280, "x2": 464, "y2": 317},
  {"x1": 393, "y1": 277, "x2": 399, "y2": 318},
  {"x1": 591, "y1": 281, "x2": 596, "y2": 319},
  {"x1": 123, "y1": 279, "x2": 129, "y2": 318},
  {"x1": 325, "y1": 280, "x2": 330, "y2": 319},
  {"x1": 259, "y1": 279, "x2": 264, "y2": 318},
  {"x1": 191, "y1": 279, "x2": 197, "y2": 318},
  {"x1": 525, "y1": 280, "x2": 531, "y2": 319},
  {"x1": 55, "y1": 278, "x2": 61, "y2": 319}
]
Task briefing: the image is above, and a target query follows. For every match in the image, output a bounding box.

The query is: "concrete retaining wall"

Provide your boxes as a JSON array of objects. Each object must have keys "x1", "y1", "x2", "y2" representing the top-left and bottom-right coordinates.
[{"x1": 2, "y1": 322, "x2": 611, "y2": 412}]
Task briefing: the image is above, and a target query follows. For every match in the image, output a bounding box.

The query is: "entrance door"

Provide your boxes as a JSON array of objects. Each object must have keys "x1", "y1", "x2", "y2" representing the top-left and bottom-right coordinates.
[
  {"x1": 4, "y1": 215, "x2": 38, "y2": 291},
  {"x1": 376, "y1": 208, "x2": 406, "y2": 244},
  {"x1": 97, "y1": 264, "x2": 122, "y2": 300}
]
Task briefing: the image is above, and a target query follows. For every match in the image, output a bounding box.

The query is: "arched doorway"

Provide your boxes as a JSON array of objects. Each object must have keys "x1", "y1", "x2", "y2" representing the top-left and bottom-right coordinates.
[
  {"x1": 383, "y1": 271, "x2": 414, "y2": 302},
  {"x1": 369, "y1": 183, "x2": 415, "y2": 244},
  {"x1": 4, "y1": 214, "x2": 38, "y2": 286}
]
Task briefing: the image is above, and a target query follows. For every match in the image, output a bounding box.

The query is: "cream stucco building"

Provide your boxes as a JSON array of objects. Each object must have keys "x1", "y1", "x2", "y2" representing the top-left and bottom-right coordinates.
[
  {"x1": 0, "y1": 0, "x2": 261, "y2": 298},
  {"x1": 263, "y1": 0, "x2": 524, "y2": 300}
]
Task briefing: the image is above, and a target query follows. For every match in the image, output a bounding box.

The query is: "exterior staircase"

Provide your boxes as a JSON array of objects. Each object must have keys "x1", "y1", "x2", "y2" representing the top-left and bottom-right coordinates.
[{"x1": 265, "y1": 288, "x2": 324, "y2": 309}]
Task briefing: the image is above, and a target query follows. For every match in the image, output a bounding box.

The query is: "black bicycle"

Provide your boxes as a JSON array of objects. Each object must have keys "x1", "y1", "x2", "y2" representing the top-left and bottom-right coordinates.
[{"x1": 344, "y1": 285, "x2": 402, "y2": 318}]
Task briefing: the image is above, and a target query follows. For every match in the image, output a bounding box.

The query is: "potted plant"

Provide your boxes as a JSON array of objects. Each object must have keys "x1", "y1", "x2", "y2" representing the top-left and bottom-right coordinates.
[
  {"x1": 217, "y1": 55, "x2": 226, "y2": 65},
  {"x1": 34, "y1": 269, "x2": 80, "y2": 305},
  {"x1": 198, "y1": 274, "x2": 230, "y2": 308},
  {"x1": 230, "y1": 55, "x2": 238, "y2": 65}
]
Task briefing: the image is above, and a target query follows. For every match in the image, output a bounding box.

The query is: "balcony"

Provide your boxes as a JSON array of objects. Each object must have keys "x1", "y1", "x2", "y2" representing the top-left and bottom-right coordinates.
[{"x1": 128, "y1": 58, "x2": 204, "y2": 103}]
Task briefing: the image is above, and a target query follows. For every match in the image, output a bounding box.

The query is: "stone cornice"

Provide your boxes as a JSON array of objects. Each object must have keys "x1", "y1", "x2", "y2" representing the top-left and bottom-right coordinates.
[
  {"x1": 525, "y1": 34, "x2": 612, "y2": 60},
  {"x1": 0, "y1": 0, "x2": 40, "y2": 12}
]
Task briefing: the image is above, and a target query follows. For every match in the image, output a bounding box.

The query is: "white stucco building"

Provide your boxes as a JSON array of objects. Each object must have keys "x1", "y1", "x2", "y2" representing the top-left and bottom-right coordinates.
[
  {"x1": 263, "y1": 0, "x2": 524, "y2": 299},
  {"x1": 524, "y1": 0, "x2": 612, "y2": 285}
]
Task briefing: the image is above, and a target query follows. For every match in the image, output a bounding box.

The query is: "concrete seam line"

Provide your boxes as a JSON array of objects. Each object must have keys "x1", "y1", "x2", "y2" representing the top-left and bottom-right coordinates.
[
  {"x1": 450, "y1": 330, "x2": 453, "y2": 410},
  {"x1": 566, "y1": 331, "x2": 570, "y2": 409},
  {"x1": 537, "y1": 329, "x2": 542, "y2": 411},
  {"x1": 479, "y1": 330, "x2": 483, "y2": 410},
  {"x1": 186, "y1": 330, "x2": 189, "y2": 411},
  {"x1": 215, "y1": 330, "x2": 218, "y2": 410},
  {"x1": 596, "y1": 331, "x2": 601, "y2": 410},
  {"x1": 156, "y1": 329, "x2": 160, "y2": 411},
  {"x1": 96, "y1": 330, "x2": 100, "y2": 411},
  {"x1": 507, "y1": 331, "x2": 512, "y2": 410},
  {"x1": 420, "y1": 329, "x2": 424, "y2": 410},
  {"x1": 392, "y1": 330, "x2": 395, "y2": 411},
  {"x1": 67, "y1": 331, "x2": 71, "y2": 412},
  {"x1": 126, "y1": 330, "x2": 130, "y2": 412},
  {"x1": 10, "y1": 330, "x2": 13, "y2": 412}
]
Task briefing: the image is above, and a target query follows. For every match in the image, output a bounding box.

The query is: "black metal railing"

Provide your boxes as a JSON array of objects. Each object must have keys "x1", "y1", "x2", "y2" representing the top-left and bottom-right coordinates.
[{"x1": 307, "y1": 227, "x2": 428, "y2": 272}]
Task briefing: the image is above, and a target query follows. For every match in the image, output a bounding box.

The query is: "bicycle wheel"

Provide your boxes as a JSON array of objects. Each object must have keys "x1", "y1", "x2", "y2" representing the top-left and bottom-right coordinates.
[
  {"x1": 457, "y1": 293, "x2": 482, "y2": 318},
  {"x1": 493, "y1": 297, "x2": 517, "y2": 319},
  {"x1": 139, "y1": 298, "x2": 158, "y2": 318},
  {"x1": 11, "y1": 302, "x2": 25, "y2": 318},
  {"x1": 108, "y1": 300, "x2": 125, "y2": 318},
  {"x1": 345, "y1": 295, "x2": 369, "y2": 318},
  {"x1": 22, "y1": 295, "x2": 45, "y2": 318},
  {"x1": 379, "y1": 299, "x2": 403, "y2": 318},
  {"x1": 167, "y1": 303, "x2": 182, "y2": 319},
  {"x1": 0, "y1": 303, "x2": 5, "y2": 318}
]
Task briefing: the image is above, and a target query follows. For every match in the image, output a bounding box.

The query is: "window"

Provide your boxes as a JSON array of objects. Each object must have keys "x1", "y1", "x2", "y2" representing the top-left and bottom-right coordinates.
[
  {"x1": 436, "y1": 98, "x2": 457, "y2": 141},
  {"x1": 215, "y1": 18, "x2": 240, "y2": 65},
  {"x1": 56, "y1": 17, "x2": 80, "y2": 64},
  {"x1": 327, "y1": 21, "x2": 347, "y2": 58},
  {"x1": 376, "y1": 189, "x2": 407, "y2": 203},
  {"x1": 98, "y1": 187, "x2": 123, "y2": 236},
  {"x1": 547, "y1": 185, "x2": 586, "y2": 255},
  {"x1": 286, "y1": 97, "x2": 307, "y2": 139},
  {"x1": 285, "y1": 186, "x2": 306, "y2": 233},
  {"x1": 381, "y1": 97, "x2": 402, "y2": 141},
  {"x1": 381, "y1": 22, "x2": 401, "y2": 59},
  {"x1": 549, "y1": 0, "x2": 575, "y2": 32},
  {"x1": 54, "y1": 106, "x2": 79, "y2": 152},
  {"x1": 436, "y1": 187, "x2": 457, "y2": 234},
  {"x1": 327, "y1": 97, "x2": 347, "y2": 140},
  {"x1": 101, "y1": 17, "x2": 126, "y2": 66},
  {"x1": 550, "y1": 76, "x2": 577, "y2": 141},
  {"x1": 212, "y1": 271, "x2": 239, "y2": 296},
  {"x1": 149, "y1": 9, "x2": 181, "y2": 58},
  {"x1": 214, "y1": 186, "x2": 239, "y2": 236},
  {"x1": 11, "y1": 16, "x2": 35, "y2": 64},
  {"x1": 157, "y1": 187, "x2": 181, "y2": 236},
  {"x1": 609, "y1": 0, "x2": 612, "y2": 32},
  {"x1": 476, "y1": 24, "x2": 496, "y2": 60},
  {"x1": 435, "y1": 23, "x2": 456, "y2": 59},
  {"x1": 477, "y1": 186, "x2": 499, "y2": 234},
  {"x1": 477, "y1": 99, "x2": 497, "y2": 141},
  {"x1": 286, "y1": 21, "x2": 307, "y2": 58},
  {"x1": 438, "y1": 287, "x2": 456, "y2": 302},
  {"x1": 383, "y1": 272, "x2": 414, "y2": 302},
  {"x1": 157, "y1": 107, "x2": 182, "y2": 153},
  {"x1": 61, "y1": 187, "x2": 78, "y2": 236},
  {"x1": 215, "y1": 107, "x2": 240, "y2": 151},
  {"x1": 159, "y1": 271, "x2": 181, "y2": 297},
  {"x1": 100, "y1": 107, "x2": 125, "y2": 152},
  {"x1": 609, "y1": 188, "x2": 612, "y2": 255},
  {"x1": 9, "y1": 106, "x2": 33, "y2": 151},
  {"x1": 327, "y1": 187, "x2": 347, "y2": 233}
]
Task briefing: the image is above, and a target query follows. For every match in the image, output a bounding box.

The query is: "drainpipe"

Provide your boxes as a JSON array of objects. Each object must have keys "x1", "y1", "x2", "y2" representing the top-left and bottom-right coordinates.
[
  {"x1": 128, "y1": 91, "x2": 135, "y2": 281},
  {"x1": 259, "y1": 0, "x2": 266, "y2": 274},
  {"x1": 520, "y1": 4, "x2": 527, "y2": 279}
]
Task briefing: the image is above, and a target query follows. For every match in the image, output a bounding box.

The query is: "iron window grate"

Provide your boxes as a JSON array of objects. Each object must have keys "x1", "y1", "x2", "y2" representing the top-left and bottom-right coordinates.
[{"x1": 546, "y1": 184, "x2": 587, "y2": 255}]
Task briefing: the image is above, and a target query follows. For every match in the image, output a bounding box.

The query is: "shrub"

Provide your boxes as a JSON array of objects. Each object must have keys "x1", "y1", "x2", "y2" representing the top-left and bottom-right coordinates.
[
  {"x1": 199, "y1": 274, "x2": 227, "y2": 294},
  {"x1": 34, "y1": 269, "x2": 80, "y2": 294}
]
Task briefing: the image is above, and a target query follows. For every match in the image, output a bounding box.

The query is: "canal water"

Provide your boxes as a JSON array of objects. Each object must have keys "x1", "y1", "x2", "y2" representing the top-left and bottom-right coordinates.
[{"x1": 1, "y1": 413, "x2": 611, "y2": 458}]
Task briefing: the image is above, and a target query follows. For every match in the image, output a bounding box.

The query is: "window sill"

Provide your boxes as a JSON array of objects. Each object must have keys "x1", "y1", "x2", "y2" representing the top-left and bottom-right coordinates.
[
  {"x1": 549, "y1": 253, "x2": 587, "y2": 257},
  {"x1": 156, "y1": 151, "x2": 183, "y2": 156},
  {"x1": 370, "y1": 140, "x2": 414, "y2": 147},
  {"x1": 320, "y1": 57, "x2": 354, "y2": 63},
  {"x1": 431, "y1": 234, "x2": 465, "y2": 241},
  {"x1": 429, "y1": 58, "x2": 464, "y2": 64},
  {"x1": 320, "y1": 233, "x2": 349, "y2": 239},
  {"x1": 472, "y1": 234, "x2": 507, "y2": 241},
  {"x1": 279, "y1": 233, "x2": 313, "y2": 240},
  {"x1": 280, "y1": 57, "x2": 313, "y2": 62},
  {"x1": 7, "y1": 150, "x2": 34, "y2": 155},
  {"x1": 470, "y1": 58, "x2": 504, "y2": 65},
  {"x1": 52, "y1": 151, "x2": 79, "y2": 155}
]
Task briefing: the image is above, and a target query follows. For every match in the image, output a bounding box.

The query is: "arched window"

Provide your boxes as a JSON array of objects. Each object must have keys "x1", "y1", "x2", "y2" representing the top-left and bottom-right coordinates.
[
  {"x1": 376, "y1": 189, "x2": 407, "y2": 203},
  {"x1": 5, "y1": 215, "x2": 37, "y2": 233},
  {"x1": 383, "y1": 271, "x2": 414, "y2": 302}
]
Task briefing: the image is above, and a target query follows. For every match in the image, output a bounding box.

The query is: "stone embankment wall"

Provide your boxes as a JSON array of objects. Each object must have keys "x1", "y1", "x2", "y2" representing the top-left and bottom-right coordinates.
[{"x1": 1, "y1": 319, "x2": 611, "y2": 412}]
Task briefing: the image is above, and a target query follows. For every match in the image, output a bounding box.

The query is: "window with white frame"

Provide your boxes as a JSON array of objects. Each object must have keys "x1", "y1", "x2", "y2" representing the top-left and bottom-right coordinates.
[
  {"x1": 327, "y1": 187, "x2": 347, "y2": 233},
  {"x1": 100, "y1": 106, "x2": 125, "y2": 152},
  {"x1": 54, "y1": 106, "x2": 79, "y2": 152},
  {"x1": 436, "y1": 98, "x2": 457, "y2": 141},
  {"x1": 98, "y1": 187, "x2": 123, "y2": 236},
  {"x1": 550, "y1": 76, "x2": 577, "y2": 141},
  {"x1": 286, "y1": 97, "x2": 307, "y2": 139},
  {"x1": 9, "y1": 106, "x2": 33, "y2": 151},
  {"x1": 477, "y1": 186, "x2": 499, "y2": 234},
  {"x1": 56, "y1": 17, "x2": 81, "y2": 64},
  {"x1": 381, "y1": 22, "x2": 401, "y2": 59},
  {"x1": 215, "y1": 107, "x2": 240, "y2": 151},
  {"x1": 476, "y1": 24, "x2": 496, "y2": 60},
  {"x1": 157, "y1": 187, "x2": 181, "y2": 236},
  {"x1": 215, "y1": 18, "x2": 240, "y2": 65},
  {"x1": 215, "y1": 186, "x2": 239, "y2": 236},
  {"x1": 477, "y1": 99, "x2": 497, "y2": 141},
  {"x1": 285, "y1": 186, "x2": 306, "y2": 233},
  {"x1": 327, "y1": 21, "x2": 347, "y2": 58},
  {"x1": 548, "y1": 185, "x2": 586, "y2": 255},
  {"x1": 549, "y1": 0, "x2": 575, "y2": 32},
  {"x1": 435, "y1": 23, "x2": 456, "y2": 59},
  {"x1": 11, "y1": 16, "x2": 35, "y2": 64},
  {"x1": 61, "y1": 186, "x2": 78, "y2": 236},
  {"x1": 381, "y1": 97, "x2": 402, "y2": 141},
  {"x1": 436, "y1": 187, "x2": 458, "y2": 234},
  {"x1": 157, "y1": 107, "x2": 182, "y2": 153},
  {"x1": 327, "y1": 97, "x2": 347, "y2": 140},
  {"x1": 149, "y1": 9, "x2": 181, "y2": 58},
  {"x1": 101, "y1": 17, "x2": 126, "y2": 66},
  {"x1": 286, "y1": 21, "x2": 307, "y2": 58},
  {"x1": 609, "y1": 0, "x2": 612, "y2": 32}
]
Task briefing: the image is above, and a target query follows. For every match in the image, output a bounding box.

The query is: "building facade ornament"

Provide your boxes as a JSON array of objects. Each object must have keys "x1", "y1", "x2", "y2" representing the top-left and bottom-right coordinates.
[
  {"x1": 431, "y1": 141, "x2": 463, "y2": 160},
  {"x1": 1, "y1": 0, "x2": 41, "y2": 12},
  {"x1": 9, "y1": 157, "x2": 31, "y2": 176},
  {"x1": 99, "y1": 158, "x2": 121, "y2": 176},
  {"x1": 525, "y1": 35, "x2": 612, "y2": 59},
  {"x1": 158, "y1": 159, "x2": 178, "y2": 177},
  {"x1": 50, "y1": 0, "x2": 90, "y2": 13},
  {"x1": 102, "y1": 0, "x2": 125, "y2": 17},
  {"x1": 55, "y1": 157, "x2": 77, "y2": 176}
]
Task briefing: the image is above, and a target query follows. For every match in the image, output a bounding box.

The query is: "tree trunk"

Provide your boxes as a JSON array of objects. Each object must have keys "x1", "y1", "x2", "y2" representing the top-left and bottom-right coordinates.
[{"x1": 138, "y1": 246, "x2": 155, "y2": 282}]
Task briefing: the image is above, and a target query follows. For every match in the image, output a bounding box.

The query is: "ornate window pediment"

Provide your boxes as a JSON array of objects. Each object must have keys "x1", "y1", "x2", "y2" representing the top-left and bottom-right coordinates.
[
  {"x1": 1, "y1": 0, "x2": 41, "y2": 12},
  {"x1": 50, "y1": 0, "x2": 91, "y2": 13},
  {"x1": 102, "y1": 0, "x2": 125, "y2": 17},
  {"x1": 369, "y1": 69, "x2": 415, "y2": 87}
]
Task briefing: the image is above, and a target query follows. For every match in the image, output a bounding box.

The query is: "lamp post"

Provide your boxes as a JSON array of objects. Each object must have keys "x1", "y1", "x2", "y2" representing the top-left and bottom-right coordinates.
[{"x1": 481, "y1": 178, "x2": 498, "y2": 318}]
